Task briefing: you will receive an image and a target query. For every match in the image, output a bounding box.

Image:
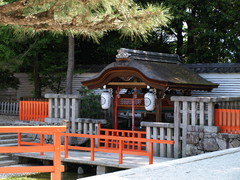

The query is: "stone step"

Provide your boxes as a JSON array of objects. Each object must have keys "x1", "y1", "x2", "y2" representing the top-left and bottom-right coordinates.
[
  {"x1": 0, "y1": 138, "x2": 33, "y2": 145},
  {"x1": 0, "y1": 143, "x2": 18, "y2": 147},
  {"x1": 0, "y1": 134, "x2": 28, "y2": 140},
  {"x1": 0, "y1": 160, "x2": 18, "y2": 167},
  {"x1": 0, "y1": 134, "x2": 18, "y2": 140},
  {"x1": 0, "y1": 155, "x2": 11, "y2": 161}
]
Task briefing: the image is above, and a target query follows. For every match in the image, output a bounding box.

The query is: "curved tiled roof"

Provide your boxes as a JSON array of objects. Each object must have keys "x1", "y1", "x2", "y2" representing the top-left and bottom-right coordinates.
[{"x1": 82, "y1": 48, "x2": 218, "y2": 91}]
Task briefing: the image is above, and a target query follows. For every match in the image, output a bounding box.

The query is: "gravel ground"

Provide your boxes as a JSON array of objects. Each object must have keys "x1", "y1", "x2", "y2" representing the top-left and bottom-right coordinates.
[
  {"x1": 0, "y1": 115, "x2": 19, "y2": 122},
  {"x1": 0, "y1": 115, "x2": 30, "y2": 126}
]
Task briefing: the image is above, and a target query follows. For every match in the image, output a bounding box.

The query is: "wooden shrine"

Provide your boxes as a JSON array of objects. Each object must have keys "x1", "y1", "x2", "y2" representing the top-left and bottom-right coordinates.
[{"x1": 82, "y1": 48, "x2": 218, "y2": 130}]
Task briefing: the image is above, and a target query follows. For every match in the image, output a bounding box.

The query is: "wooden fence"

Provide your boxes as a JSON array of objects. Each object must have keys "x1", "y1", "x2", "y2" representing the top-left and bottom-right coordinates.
[
  {"x1": 98, "y1": 124, "x2": 146, "y2": 151},
  {"x1": 215, "y1": 109, "x2": 240, "y2": 134},
  {"x1": 19, "y1": 100, "x2": 48, "y2": 121},
  {"x1": 45, "y1": 94, "x2": 80, "y2": 133},
  {"x1": 0, "y1": 126, "x2": 66, "y2": 180},
  {"x1": 141, "y1": 122, "x2": 174, "y2": 158},
  {"x1": 0, "y1": 101, "x2": 19, "y2": 115}
]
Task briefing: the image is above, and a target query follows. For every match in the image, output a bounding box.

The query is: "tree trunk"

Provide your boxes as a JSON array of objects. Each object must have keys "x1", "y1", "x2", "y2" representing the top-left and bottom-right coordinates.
[
  {"x1": 33, "y1": 54, "x2": 41, "y2": 98},
  {"x1": 176, "y1": 21, "x2": 183, "y2": 58},
  {"x1": 186, "y1": 9, "x2": 197, "y2": 63},
  {"x1": 66, "y1": 34, "x2": 75, "y2": 94}
]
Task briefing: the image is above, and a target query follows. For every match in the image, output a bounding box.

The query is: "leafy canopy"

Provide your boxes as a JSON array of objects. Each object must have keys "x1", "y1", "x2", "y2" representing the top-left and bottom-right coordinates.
[{"x1": 0, "y1": 0, "x2": 171, "y2": 42}]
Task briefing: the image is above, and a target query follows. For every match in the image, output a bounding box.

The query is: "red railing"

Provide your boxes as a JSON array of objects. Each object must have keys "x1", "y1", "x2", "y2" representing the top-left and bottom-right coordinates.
[
  {"x1": 215, "y1": 109, "x2": 240, "y2": 134},
  {"x1": 98, "y1": 125, "x2": 147, "y2": 152},
  {"x1": 63, "y1": 133, "x2": 174, "y2": 165},
  {"x1": 19, "y1": 100, "x2": 48, "y2": 121},
  {"x1": 0, "y1": 126, "x2": 66, "y2": 180}
]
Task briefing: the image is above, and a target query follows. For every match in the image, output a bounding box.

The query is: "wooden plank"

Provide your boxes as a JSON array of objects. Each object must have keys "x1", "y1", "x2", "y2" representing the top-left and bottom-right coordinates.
[
  {"x1": 60, "y1": 98, "x2": 64, "y2": 119},
  {"x1": 54, "y1": 98, "x2": 58, "y2": 118},
  {"x1": 208, "y1": 102, "x2": 214, "y2": 126},
  {"x1": 0, "y1": 166, "x2": 63, "y2": 174},
  {"x1": 227, "y1": 110, "x2": 231, "y2": 133},
  {"x1": 167, "y1": 128, "x2": 173, "y2": 158},
  {"x1": 78, "y1": 122, "x2": 82, "y2": 134},
  {"x1": 89, "y1": 123, "x2": 93, "y2": 135},
  {"x1": 199, "y1": 102, "x2": 204, "y2": 125},
  {"x1": 65, "y1": 98, "x2": 70, "y2": 119},
  {"x1": 223, "y1": 109, "x2": 227, "y2": 133},
  {"x1": 146, "y1": 127, "x2": 151, "y2": 152},
  {"x1": 48, "y1": 99, "x2": 53, "y2": 118},
  {"x1": 52, "y1": 132, "x2": 62, "y2": 180},
  {"x1": 71, "y1": 98, "x2": 76, "y2": 133},
  {"x1": 107, "y1": 82, "x2": 146, "y2": 86},
  {"x1": 174, "y1": 101, "x2": 181, "y2": 158},
  {"x1": 191, "y1": 102, "x2": 197, "y2": 125},
  {"x1": 232, "y1": 110, "x2": 236, "y2": 134},
  {"x1": 182, "y1": 102, "x2": 188, "y2": 157},
  {"x1": 237, "y1": 111, "x2": 240, "y2": 133},
  {"x1": 83, "y1": 123, "x2": 88, "y2": 134},
  {"x1": 160, "y1": 127, "x2": 166, "y2": 157},
  {"x1": 153, "y1": 127, "x2": 159, "y2": 156}
]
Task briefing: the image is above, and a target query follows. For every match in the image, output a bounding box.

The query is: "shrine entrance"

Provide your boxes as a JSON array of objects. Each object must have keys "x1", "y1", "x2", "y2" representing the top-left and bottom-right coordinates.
[
  {"x1": 82, "y1": 48, "x2": 218, "y2": 130},
  {"x1": 113, "y1": 86, "x2": 174, "y2": 131}
]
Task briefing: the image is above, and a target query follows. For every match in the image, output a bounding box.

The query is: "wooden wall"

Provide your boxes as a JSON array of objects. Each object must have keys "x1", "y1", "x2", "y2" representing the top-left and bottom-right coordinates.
[
  {"x1": 192, "y1": 73, "x2": 240, "y2": 97},
  {"x1": 0, "y1": 73, "x2": 97, "y2": 101},
  {"x1": 1, "y1": 72, "x2": 240, "y2": 101}
]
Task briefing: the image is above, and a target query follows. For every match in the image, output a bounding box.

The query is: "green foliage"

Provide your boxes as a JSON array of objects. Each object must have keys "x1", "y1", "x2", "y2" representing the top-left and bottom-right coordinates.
[
  {"x1": 79, "y1": 88, "x2": 104, "y2": 119},
  {"x1": 0, "y1": 69, "x2": 19, "y2": 90},
  {"x1": 0, "y1": 0, "x2": 171, "y2": 43},
  {"x1": 0, "y1": 25, "x2": 24, "y2": 71},
  {"x1": 164, "y1": 0, "x2": 240, "y2": 63}
]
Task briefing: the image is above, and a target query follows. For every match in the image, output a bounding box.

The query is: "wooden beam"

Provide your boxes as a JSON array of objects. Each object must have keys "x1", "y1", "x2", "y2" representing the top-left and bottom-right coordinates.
[
  {"x1": 107, "y1": 82, "x2": 146, "y2": 86},
  {"x1": 155, "y1": 98, "x2": 162, "y2": 122}
]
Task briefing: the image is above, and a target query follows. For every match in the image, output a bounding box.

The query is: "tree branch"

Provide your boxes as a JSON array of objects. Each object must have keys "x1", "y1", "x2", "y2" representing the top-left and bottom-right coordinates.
[{"x1": 0, "y1": 0, "x2": 29, "y2": 13}]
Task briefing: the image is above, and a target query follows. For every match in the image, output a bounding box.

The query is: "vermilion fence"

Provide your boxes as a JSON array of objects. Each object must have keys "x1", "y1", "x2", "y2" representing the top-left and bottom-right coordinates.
[
  {"x1": 62, "y1": 132, "x2": 174, "y2": 165},
  {"x1": 214, "y1": 109, "x2": 240, "y2": 134},
  {"x1": 0, "y1": 126, "x2": 66, "y2": 180},
  {"x1": 19, "y1": 100, "x2": 48, "y2": 121},
  {"x1": 98, "y1": 125, "x2": 147, "y2": 152}
]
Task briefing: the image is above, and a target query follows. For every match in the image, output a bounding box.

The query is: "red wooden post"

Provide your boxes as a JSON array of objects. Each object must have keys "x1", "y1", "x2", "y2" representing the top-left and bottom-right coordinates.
[
  {"x1": 91, "y1": 138, "x2": 95, "y2": 161},
  {"x1": 149, "y1": 142, "x2": 153, "y2": 164},
  {"x1": 132, "y1": 88, "x2": 137, "y2": 131},
  {"x1": 51, "y1": 132, "x2": 62, "y2": 180},
  {"x1": 114, "y1": 88, "x2": 120, "y2": 129},
  {"x1": 119, "y1": 139, "x2": 123, "y2": 164},
  {"x1": 237, "y1": 110, "x2": 240, "y2": 133},
  {"x1": 40, "y1": 134, "x2": 44, "y2": 155},
  {"x1": 222, "y1": 109, "x2": 226, "y2": 133},
  {"x1": 64, "y1": 136, "x2": 69, "y2": 158},
  {"x1": 227, "y1": 110, "x2": 231, "y2": 133}
]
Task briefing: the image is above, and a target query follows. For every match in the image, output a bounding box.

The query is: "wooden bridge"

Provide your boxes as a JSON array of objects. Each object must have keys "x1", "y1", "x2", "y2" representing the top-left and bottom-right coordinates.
[{"x1": 0, "y1": 126, "x2": 174, "y2": 180}]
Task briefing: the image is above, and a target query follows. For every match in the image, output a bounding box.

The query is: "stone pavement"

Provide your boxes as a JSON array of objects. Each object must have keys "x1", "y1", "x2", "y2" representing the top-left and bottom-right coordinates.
[{"x1": 81, "y1": 147, "x2": 240, "y2": 180}]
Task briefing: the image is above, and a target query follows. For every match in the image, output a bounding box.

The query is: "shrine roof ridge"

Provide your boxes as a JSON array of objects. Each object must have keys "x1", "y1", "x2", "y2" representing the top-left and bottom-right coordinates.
[{"x1": 116, "y1": 48, "x2": 181, "y2": 64}]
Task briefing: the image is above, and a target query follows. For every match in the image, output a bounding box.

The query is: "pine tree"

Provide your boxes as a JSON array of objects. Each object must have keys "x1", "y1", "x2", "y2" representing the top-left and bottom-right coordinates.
[{"x1": 0, "y1": 0, "x2": 171, "y2": 93}]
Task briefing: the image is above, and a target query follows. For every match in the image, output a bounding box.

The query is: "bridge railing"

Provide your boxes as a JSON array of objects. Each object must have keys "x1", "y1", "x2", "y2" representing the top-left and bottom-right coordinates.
[
  {"x1": 62, "y1": 133, "x2": 174, "y2": 165},
  {"x1": 0, "y1": 126, "x2": 66, "y2": 180},
  {"x1": 98, "y1": 124, "x2": 147, "y2": 151}
]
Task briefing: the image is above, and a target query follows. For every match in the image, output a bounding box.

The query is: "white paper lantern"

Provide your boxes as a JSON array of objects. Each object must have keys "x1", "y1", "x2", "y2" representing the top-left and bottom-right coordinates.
[
  {"x1": 101, "y1": 91, "x2": 111, "y2": 109},
  {"x1": 144, "y1": 90, "x2": 155, "y2": 111}
]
